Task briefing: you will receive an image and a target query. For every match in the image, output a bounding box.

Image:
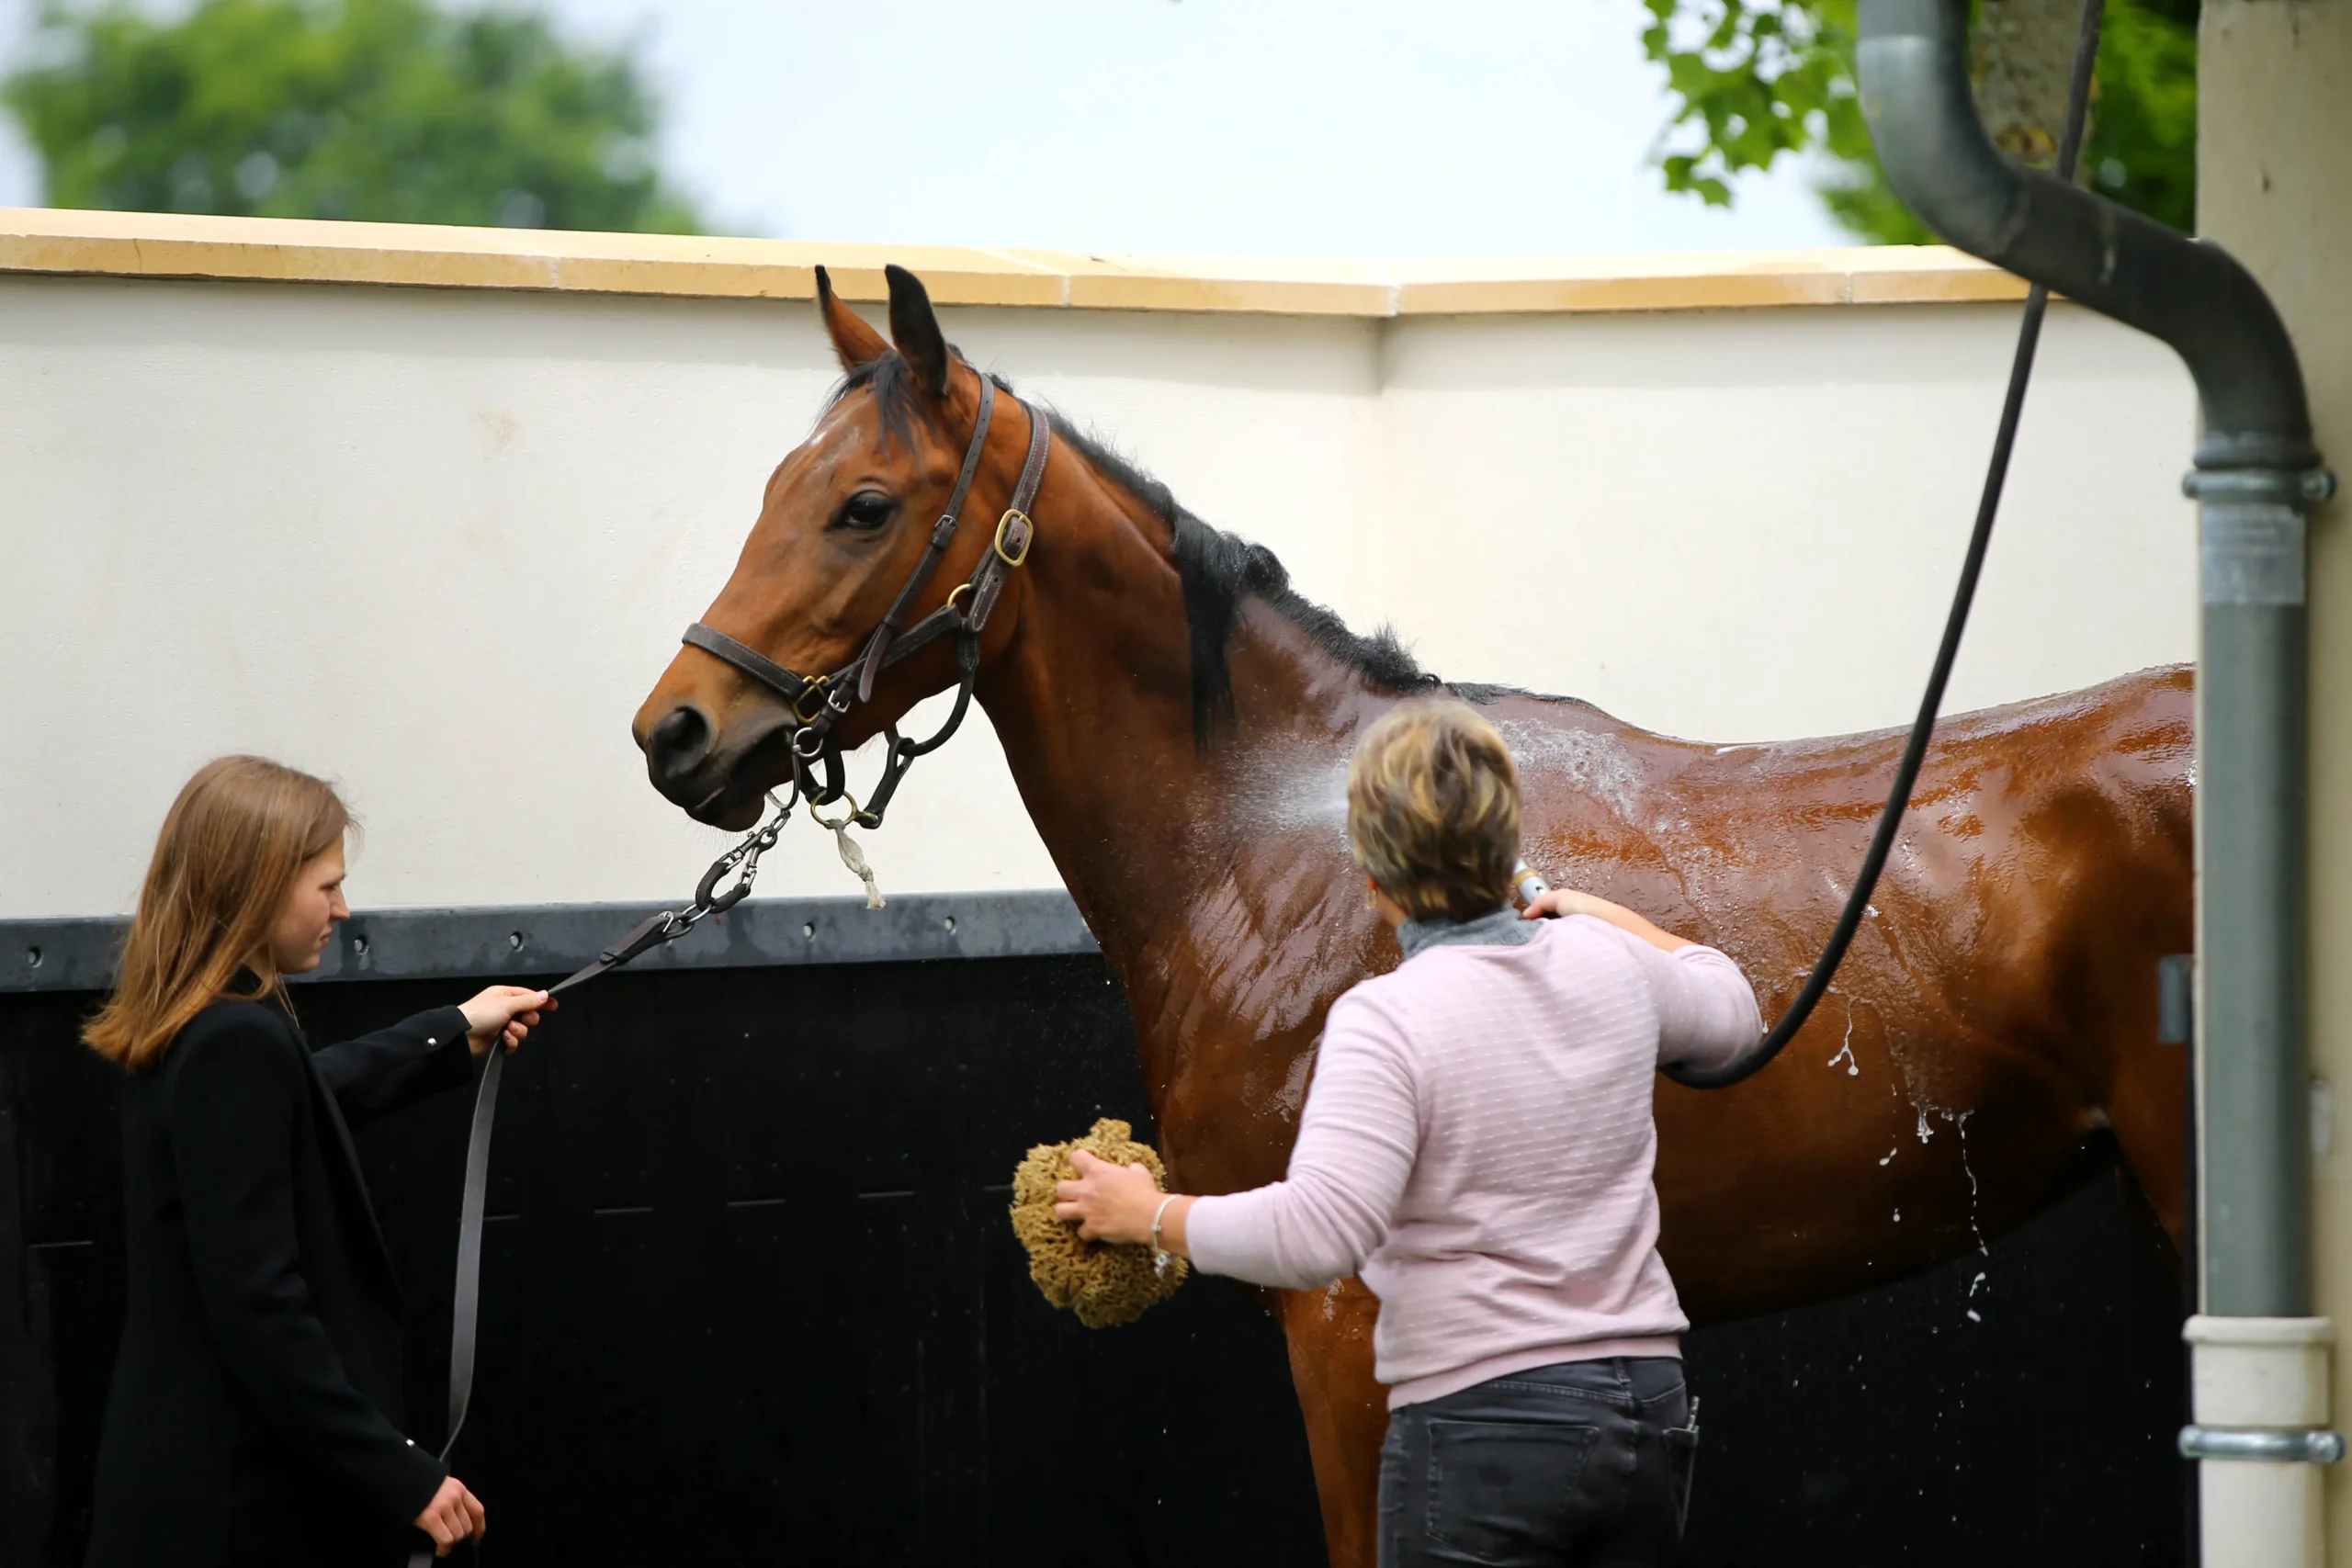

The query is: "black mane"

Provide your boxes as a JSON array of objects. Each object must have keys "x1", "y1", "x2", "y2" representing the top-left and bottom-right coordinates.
[
  {"x1": 1057, "y1": 423, "x2": 1440, "y2": 745},
  {"x1": 828, "y1": 354, "x2": 1440, "y2": 749}
]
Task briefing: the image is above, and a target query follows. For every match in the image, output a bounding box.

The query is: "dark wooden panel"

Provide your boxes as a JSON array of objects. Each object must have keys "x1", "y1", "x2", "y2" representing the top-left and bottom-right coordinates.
[
  {"x1": 1, "y1": 957, "x2": 2186, "y2": 1566},
  {"x1": 1679, "y1": 1168, "x2": 2188, "y2": 1566},
  {"x1": 2, "y1": 990, "x2": 122, "y2": 1566}
]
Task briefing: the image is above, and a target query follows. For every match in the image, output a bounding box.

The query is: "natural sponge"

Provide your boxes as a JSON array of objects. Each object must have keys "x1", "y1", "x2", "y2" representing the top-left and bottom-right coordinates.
[{"x1": 1008, "y1": 1117, "x2": 1189, "y2": 1328}]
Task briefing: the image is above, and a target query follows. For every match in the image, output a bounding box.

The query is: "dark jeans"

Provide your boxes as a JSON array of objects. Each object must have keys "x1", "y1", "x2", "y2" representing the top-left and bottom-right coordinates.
[{"x1": 1378, "y1": 1356, "x2": 1696, "y2": 1568}]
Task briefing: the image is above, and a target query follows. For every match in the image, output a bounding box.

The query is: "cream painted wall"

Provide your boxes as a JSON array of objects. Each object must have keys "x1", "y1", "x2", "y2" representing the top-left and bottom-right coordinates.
[
  {"x1": 1377, "y1": 302, "x2": 2195, "y2": 740},
  {"x1": 0, "y1": 270, "x2": 2194, "y2": 919}
]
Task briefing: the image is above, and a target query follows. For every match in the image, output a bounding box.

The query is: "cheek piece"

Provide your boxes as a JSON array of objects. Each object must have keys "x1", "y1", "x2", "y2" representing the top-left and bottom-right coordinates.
[{"x1": 681, "y1": 374, "x2": 1051, "y2": 830}]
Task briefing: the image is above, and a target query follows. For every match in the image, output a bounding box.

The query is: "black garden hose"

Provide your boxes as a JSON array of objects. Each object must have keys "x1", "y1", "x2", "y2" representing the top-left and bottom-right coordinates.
[{"x1": 1665, "y1": 0, "x2": 2108, "y2": 1090}]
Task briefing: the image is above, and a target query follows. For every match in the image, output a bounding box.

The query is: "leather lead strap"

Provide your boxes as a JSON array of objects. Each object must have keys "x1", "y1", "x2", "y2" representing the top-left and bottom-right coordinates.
[
  {"x1": 404, "y1": 918, "x2": 682, "y2": 1568},
  {"x1": 440, "y1": 1050, "x2": 500, "y2": 1449},
  {"x1": 406, "y1": 1050, "x2": 501, "y2": 1568}
]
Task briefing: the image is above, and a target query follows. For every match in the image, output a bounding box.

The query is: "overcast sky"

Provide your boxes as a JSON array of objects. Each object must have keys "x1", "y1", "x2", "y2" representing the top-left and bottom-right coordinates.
[{"x1": 0, "y1": 0, "x2": 1854, "y2": 257}]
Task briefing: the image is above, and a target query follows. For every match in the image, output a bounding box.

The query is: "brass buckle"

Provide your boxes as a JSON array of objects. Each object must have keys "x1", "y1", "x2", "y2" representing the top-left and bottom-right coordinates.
[
  {"x1": 790, "y1": 674, "x2": 831, "y2": 725},
  {"x1": 993, "y1": 508, "x2": 1035, "y2": 568}
]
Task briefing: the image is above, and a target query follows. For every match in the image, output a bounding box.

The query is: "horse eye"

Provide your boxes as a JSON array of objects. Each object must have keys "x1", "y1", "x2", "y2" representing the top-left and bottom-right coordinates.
[{"x1": 836, "y1": 491, "x2": 897, "y2": 532}]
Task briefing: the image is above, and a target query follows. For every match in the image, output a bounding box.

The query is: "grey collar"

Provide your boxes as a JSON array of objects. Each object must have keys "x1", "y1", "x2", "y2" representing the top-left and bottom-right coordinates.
[{"x1": 1396, "y1": 905, "x2": 1538, "y2": 961}]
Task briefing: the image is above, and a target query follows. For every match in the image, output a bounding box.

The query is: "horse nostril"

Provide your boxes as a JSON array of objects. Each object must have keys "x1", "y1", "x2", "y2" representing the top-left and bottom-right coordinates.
[{"x1": 648, "y1": 705, "x2": 714, "y2": 784}]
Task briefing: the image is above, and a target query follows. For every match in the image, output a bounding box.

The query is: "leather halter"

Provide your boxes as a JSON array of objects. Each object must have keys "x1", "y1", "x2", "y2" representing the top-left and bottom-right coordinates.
[
  {"x1": 681, "y1": 375, "x2": 1051, "y2": 828},
  {"x1": 417, "y1": 383, "x2": 1047, "y2": 1566}
]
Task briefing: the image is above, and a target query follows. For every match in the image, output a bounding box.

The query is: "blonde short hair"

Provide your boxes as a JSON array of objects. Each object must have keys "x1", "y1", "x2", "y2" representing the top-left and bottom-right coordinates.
[{"x1": 1347, "y1": 700, "x2": 1521, "y2": 923}]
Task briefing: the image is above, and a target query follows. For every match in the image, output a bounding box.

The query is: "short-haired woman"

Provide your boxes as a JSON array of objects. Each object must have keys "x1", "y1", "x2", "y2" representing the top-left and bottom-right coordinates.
[
  {"x1": 83, "y1": 756, "x2": 553, "y2": 1568},
  {"x1": 1055, "y1": 700, "x2": 1762, "y2": 1566}
]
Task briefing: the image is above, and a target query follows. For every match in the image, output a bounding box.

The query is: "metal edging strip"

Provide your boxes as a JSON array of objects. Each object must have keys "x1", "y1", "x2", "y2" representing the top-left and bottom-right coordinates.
[
  {"x1": 0, "y1": 892, "x2": 1098, "y2": 994},
  {"x1": 2179, "y1": 1425, "x2": 2347, "y2": 1464}
]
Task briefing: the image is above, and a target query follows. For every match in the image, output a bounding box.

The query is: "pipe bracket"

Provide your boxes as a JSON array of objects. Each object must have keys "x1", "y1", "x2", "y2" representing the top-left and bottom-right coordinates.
[
  {"x1": 2179, "y1": 1425, "x2": 2347, "y2": 1464},
  {"x1": 2182, "y1": 467, "x2": 2337, "y2": 506}
]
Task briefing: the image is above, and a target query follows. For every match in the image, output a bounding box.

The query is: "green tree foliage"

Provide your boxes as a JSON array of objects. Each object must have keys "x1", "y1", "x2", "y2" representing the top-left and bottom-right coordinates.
[
  {"x1": 1641, "y1": 0, "x2": 2199, "y2": 243},
  {"x1": 3, "y1": 0, "x2": 701, "y2": 232},
  {"x1": 2078, "y1": 0, "x2": 2198, "y2": 231}
]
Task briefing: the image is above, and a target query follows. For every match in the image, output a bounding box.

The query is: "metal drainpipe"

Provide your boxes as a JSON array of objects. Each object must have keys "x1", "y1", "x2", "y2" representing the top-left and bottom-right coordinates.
[{"x1": 1852, "y1": 0, "x2": 2337, "y2": 1559}]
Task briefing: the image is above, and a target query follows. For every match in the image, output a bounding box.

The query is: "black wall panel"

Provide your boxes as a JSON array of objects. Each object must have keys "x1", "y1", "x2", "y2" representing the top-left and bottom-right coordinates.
[
  {"x1": 3, "y1": 955, "x2": 2188, "y2": 1565},
  {"x1": 1679, "y1": 1170, "x2": 2188, "y2": 1565}
]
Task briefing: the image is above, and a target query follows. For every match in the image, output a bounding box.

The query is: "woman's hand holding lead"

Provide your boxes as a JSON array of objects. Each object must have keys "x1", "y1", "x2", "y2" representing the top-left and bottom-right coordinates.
[
  {"x1": 413, "y1": 1473, "x2": 484, "y2": 1556},
  {"x1": 1054, "y1": 1148, "x2": 1164, "y2": 1244},
  {"x1": 458, "y1": 987, "x2": 555, "y2": 1056}
]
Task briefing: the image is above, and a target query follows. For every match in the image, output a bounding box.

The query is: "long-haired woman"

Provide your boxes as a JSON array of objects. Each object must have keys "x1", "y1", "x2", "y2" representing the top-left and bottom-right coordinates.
[{"x1": 84, "y1": 756, "x2": 552, "y2": 1567}]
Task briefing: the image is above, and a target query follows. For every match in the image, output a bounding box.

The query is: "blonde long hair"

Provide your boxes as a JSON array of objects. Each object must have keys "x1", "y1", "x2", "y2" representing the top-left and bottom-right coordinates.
[{"x1": 85, "y1": 757, "x2": 351, "y2": 1072}]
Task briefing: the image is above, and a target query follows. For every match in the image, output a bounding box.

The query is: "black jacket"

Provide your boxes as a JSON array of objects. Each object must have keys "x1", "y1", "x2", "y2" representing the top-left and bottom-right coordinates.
[{"x1": 86, "y1": 991, "x2": 477, "y2": 1568}]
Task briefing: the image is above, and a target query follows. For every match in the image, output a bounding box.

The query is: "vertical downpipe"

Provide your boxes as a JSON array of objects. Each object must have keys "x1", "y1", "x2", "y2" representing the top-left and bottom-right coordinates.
[
  {"x1": 1850, "y1": 0, "x2": 2340, "y2": 1556},
  {"x1": 2197, "y1": 465, "x2": 2316, "y2": 1323},
  {"x1": 2189, "y1": 460, "x2": 2337, "y2": 1568}
]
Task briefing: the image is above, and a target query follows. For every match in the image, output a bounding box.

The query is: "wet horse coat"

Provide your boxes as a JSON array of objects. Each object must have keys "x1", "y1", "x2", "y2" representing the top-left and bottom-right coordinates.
[{"x1": 633, "y1": 266, "x2": 2191, "y2": 1567}]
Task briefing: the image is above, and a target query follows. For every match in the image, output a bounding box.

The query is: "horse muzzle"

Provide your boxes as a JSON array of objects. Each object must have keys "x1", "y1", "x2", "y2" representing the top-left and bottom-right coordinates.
[{"x1": 636, "y1": 701, "x2": 795, "y2": 829}]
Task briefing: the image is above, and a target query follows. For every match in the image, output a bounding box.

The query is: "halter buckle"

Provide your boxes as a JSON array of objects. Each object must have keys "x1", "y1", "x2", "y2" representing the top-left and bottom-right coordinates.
[
  {"x1": 790, "y1": 674, "x2": 831, "y2": 725},
  {"x1": 993, "y1": 509, "x2": 1035, "y2": 568}
]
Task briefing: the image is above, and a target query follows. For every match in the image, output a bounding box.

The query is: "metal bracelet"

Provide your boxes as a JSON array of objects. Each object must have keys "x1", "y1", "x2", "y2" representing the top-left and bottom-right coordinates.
[
  {"x1": 1150, "y1": 1194, "x2": 1179, "y2": 1278},
  {"x1": 2178, "y1": 1424, "x2": 2348, "y2": 1463}
]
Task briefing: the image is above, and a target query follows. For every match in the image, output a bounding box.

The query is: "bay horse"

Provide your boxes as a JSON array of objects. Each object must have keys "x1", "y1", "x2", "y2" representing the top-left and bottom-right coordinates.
[{"x1": 631, "y1": 265, "x2": 2191, "y2": 1565}]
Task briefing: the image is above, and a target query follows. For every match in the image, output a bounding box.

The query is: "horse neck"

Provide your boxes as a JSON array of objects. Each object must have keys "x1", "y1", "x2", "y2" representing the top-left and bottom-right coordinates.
[{"x1": 975, "y1": 479, "x2": 1392, "y2": 1070}]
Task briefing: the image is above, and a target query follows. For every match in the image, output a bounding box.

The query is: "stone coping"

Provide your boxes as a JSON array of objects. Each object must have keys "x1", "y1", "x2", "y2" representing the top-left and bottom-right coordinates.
[{"x1": 0, "y1": 207, "x2": 2031, "y2": 316}]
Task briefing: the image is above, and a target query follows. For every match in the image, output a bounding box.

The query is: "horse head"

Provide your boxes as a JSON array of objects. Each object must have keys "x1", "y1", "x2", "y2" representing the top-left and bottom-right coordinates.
[{"x1": 632, "y1": 264, "x2": 1046, "y2": 830}]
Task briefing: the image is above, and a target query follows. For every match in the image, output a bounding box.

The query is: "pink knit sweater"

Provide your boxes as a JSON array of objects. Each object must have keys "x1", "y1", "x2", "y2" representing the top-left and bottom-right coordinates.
[{"x1": 1184, "y1": 913, "x2": 1762, "y2": 1409}]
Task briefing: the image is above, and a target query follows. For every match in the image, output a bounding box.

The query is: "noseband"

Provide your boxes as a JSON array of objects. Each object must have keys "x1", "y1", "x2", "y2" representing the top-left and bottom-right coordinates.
[{"x1": 681, "y1": 376, "x2": 1050, "y2": 829}]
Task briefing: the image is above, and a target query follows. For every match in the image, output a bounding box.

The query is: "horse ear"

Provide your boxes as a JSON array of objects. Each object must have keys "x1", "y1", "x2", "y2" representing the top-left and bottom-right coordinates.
[
  {"x1": 885, "y1": 264, "x2": 951, "y2": 400},
  {"x1": 815, "y1": 265, "x2": 888, "y2": 373}
]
